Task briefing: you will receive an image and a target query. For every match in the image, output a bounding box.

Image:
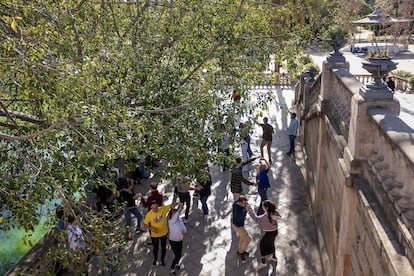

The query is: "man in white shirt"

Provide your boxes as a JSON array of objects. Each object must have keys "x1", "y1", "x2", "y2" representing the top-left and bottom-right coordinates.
[{"x1": 286, "y1": 113, "x2": 299, "y2": 156}]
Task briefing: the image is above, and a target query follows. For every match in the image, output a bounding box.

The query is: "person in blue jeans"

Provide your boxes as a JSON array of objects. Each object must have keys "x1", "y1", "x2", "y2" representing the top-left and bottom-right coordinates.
[
  {"x1": 195, "y1": 167, "x2": 212, "y2": 217},
  {"x1": 256, "y1": 157, "x2": 271, "y2": 215},
  {"x1": 286, "y1": 113, "x2": 299, "y2": 156},
  {"x1": 120, "y1": 178, "x2": 143, "y2": 240},
  {"x1": 239, "y1": 122, "x2": 253, "y2": 158}
]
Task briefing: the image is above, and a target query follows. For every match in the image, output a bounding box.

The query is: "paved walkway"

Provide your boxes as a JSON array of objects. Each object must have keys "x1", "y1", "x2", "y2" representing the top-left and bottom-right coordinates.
[
  {"x1": 309, "y1": 45, "x2": 414, "y2": 75},
  {"x1": 96, "y1": 88, "x2": 323, "y2": 276}
]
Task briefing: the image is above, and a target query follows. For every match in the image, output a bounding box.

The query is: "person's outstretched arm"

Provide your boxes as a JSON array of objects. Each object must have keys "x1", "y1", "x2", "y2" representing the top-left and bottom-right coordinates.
[
  {"x1": 260, "y1": 157, "x2": 270, "y2": 169},
  {"x1": 242, "y1": 156, "x2": 259, "y2": 166}
]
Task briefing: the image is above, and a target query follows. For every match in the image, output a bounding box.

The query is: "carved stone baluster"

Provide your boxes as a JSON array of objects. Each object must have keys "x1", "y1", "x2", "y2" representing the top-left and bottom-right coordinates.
[
  {"x1": 395, "y1": 189, "x2": 411, "y2": 214},
  {"x1": 388, "y1": 180, "x2": 404, "y2": 202},
  {"x1": 402, "y1": 195, "x2": 414, "y2": 232},
  {"x1": 403, "y1": 210, "x2": 414, "y2": 224},
  {"x1": 367, "y1": 154, "x2": 374, "y2": 166},
  {"x1": 383, "y1": 178, "x2": 394, "y2": 191},
  {"x1": 382, "y1": 171, "x2": 397, "y2": 191},
  {"x1": 368, "y1": 153, "x2": 384, "y2": 167},
  {"x1": 373, "y1": 161, "x2": 390, "y2": 182}
]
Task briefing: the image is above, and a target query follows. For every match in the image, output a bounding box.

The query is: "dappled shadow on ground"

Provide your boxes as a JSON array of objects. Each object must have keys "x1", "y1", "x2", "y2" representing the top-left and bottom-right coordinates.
[
  {"x1": 104, "y1": 86, "x2": 322, "y2": 276},
  {"x1": 244, "y1": 87, "x2": 321, "y2": 275}
]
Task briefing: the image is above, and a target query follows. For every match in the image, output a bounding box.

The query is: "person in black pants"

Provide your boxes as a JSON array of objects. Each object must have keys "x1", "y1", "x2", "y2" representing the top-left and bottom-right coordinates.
[
  {"x1": 175, "y1": 180, "x2": 194, "y2": 223},
  {"x1": 144, "y1": 201, "x2": 178, "y2": 266},
  {"x1": 168, "y1": 203, "x2": 187, "y2": 274},
  {"x1": 195, "y1": 167, "x2": 212, "y2": 217}
]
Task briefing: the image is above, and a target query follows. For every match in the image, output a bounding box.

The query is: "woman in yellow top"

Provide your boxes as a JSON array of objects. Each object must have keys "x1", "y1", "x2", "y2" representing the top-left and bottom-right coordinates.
[{"x1": 144, "y1": 200, "x2": 179, "y2": 266}]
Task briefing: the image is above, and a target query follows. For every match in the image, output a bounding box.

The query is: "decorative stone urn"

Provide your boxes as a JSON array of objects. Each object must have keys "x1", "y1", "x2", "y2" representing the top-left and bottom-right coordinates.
[
  {"x1": 327, "y1": 38, "x2": 347, "y2": 63},
  {"x1": 359, "y1": 57, "x2": 398, "y2": 99}
]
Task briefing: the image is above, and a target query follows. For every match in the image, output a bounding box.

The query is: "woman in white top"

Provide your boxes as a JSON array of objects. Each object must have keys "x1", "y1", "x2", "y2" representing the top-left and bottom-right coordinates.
[
  {"x1": 168, "y1": 203, "x2": 187, "y2": 274},
  {"x1": 67, "y1": 214, "x2": 86, "y2": 250},
  {"x1": 67, "y1": 214, "x2": 87, "y2": 272}
]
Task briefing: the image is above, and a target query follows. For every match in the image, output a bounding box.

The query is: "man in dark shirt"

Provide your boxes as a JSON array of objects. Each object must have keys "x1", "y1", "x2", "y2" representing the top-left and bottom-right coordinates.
[
  {"x1": 140, "y1": 182, "x2": 164, "y2": 245},
  {"x1": 259, "y1": 117, "x2": 274, "y2": 163},
  {"x1": 232, "y1": 195, "x2": 251, "y2": 261},
  {"x1": 386, "y1": 76, "x2": 395, "y2": 93},
  {"x1": 120, "y1": 178, "x2": 143, "y2": 239},
  {"x1": 141, "y1": 182, "x2": 163, "y2": 211},
  {"x1": 230, "y1": 157, "x2": 257, "y2": 201},
  {"x1": 195, "y1": 167, "x2": 212, "y2": 216}
]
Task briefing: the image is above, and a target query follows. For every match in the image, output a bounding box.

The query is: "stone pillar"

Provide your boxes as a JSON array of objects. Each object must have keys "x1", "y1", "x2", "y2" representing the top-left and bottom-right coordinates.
[
  {"x1": 316, "y1": 42, "x2": 350, "y2": 197},
  {"x1": 302, "y1": 71, "x2": 316, "y2": 113},
  {"x1": 348, "y1": 57, "x2": 400, "y2": 159},
  {"x1": 320, "y1": 40, "x2": 349, "y2": 103}
]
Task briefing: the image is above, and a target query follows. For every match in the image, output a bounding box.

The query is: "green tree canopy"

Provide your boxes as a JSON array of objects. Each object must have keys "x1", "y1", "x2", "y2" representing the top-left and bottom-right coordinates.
[{"x1": 1, "y1": 0, "x2": 326, "y2": 273}]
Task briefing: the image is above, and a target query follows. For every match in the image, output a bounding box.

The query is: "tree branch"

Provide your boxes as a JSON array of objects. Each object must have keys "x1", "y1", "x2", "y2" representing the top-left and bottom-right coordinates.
[
  {"x1": 176, "y1": 0, "x2": 247, "y2": 88},
  {"x1": 0, "y1": 109, "x2": 46, "y2": 124},
  {"x1": 138, "y1": 94, "x2": 209, "y2": 114},
  {"x1": 121, "y1": 0, "x2": 151, "y2": 42},
  {"x1": 0, "y1": 100, "x2": 20, "y2": 128},
  {"x1": 0, "y1": 120, "x2": 65, "y2": 142},
  {"x1": 0, "y1": 121, "x2": 24, "y2": 130},
  {"x1": 0, "y1": 57, "x2": 23, "y2": 62},
  {"x1": 139, "y1": 103, "x2": 192, "y2": 114}
]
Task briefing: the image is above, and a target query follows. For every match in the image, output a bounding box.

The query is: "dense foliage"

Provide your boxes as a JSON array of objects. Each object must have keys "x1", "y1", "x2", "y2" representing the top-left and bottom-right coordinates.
[{"x1": 1, "y1": 0, "x2": 337, "y2": 273}]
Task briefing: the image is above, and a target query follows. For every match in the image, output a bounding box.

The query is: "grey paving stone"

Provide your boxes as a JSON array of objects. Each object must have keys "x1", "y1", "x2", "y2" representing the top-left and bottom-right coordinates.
[{"x1": 106, "y1": 87, "x2": 323, "y2": 276}]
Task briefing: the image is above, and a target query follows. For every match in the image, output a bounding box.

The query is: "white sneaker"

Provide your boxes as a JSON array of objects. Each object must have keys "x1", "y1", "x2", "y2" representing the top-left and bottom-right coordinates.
[
  {"x1": 257, "y1": 262, "x2": 268, "y2": 271},
  {"x1": 268, "y1": 257, "x2": 278, "y2": 263}
]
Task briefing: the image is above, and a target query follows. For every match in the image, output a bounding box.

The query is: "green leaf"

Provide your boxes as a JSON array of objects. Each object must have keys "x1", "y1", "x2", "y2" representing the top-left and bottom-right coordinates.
[{"x1": 11, "y1": 18, "x2": 18, "y2": 32}]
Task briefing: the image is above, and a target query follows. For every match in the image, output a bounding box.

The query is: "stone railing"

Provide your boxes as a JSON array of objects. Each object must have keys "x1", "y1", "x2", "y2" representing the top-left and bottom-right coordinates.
[
  {"x1": 366, "y1": 107, "x2": 414, "y2": 263},
  {"x1": 298, "y1": 48, "x2": 414, "y2": 274},
  {"x1": 392, "y1": 75, "x2": 412, "y2": 93},
  {"x1": 355, "y1": 74, "x2": 411, "y2": 93},
  {"x1": 306, "y1": 75, "x2": 321, "y2": 111},
  {"x1": 294, "y1": 71, "x2": 320, "y2": 117},
  {"x1": 354, "y1": 74, "x2": 373, "y2": 85},
  {"x1": 252, "y1": 72, "x2": 297, "y2": 89},
  {"x1": 329, "y1": 69, "x2": 358, "y2": 139}
]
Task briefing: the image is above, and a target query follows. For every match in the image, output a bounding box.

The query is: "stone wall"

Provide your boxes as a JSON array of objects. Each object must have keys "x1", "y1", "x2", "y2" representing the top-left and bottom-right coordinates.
[
  {"x1": 298, "y1": 53, "x2": 414, "y2": 275},
  {"x1": 351, "y1": 177, "x2": 413, "y2": 276}
]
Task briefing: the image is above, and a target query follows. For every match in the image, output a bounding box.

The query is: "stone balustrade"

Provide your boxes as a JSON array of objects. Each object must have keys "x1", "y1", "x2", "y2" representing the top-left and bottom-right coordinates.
[
  {"x1": 354, "y1": 74, "x2": 411, "y2": 93},
  {"x1": 354, "y1": 74, "x2": 373, "y2": 85},
  {"x1": 296, "y1": 73, "x2": 320, "y2": 116},
  {"x1": 307, "y1": 75, "x2": 321, "y2": 111},
  {"x1": 368, "y1": 108, "x2": 414, "y2": 238},
  {"x1": 392, "y1": 75, "x2": 412, "y2": 93},
  {"x1": 330, "y1": 69, "x2": 356, "y2": 139},
  {"x1": 297, "y1": 48, "x2": 414, "y2": 274}
]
